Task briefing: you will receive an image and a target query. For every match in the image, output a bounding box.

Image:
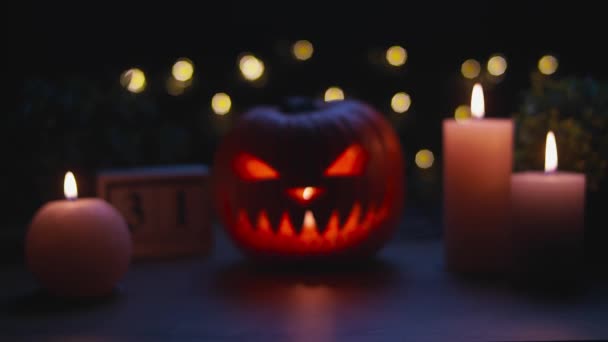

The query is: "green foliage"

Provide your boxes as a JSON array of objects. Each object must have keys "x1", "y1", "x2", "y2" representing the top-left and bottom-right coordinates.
[{"x1": 514, "y1": 73, "x2": 608, "y2": 191}]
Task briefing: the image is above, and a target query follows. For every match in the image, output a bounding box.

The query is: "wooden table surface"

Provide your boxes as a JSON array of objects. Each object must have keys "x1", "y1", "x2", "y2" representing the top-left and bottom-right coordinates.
[{"x1": 2, "y1": 219, "x2": 608, "y2": 341}]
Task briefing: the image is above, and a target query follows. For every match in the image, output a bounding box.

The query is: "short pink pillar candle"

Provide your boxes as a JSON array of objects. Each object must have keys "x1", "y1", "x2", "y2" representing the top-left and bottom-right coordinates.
[{"x1": 511, "y1": 131, "x2": 586, "y2": 274}]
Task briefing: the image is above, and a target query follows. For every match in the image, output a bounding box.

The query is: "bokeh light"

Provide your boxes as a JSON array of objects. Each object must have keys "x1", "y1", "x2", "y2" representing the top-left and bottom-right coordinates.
[
  {"x1": 172, "y1": 58, "x2": 194, "y2": 82},
  {"x1": 324, "y1": 87, "x2": 344, "y2": 102},
  {"x1": 386, "y1": 45, "x2": 407, "y2": 67},
  {"x1": 391, "y1": 92, "x2": 411, "y2": 113},
  {"x1": 120, "y1": 68, "x2": 146, "y2": 93},
  {"x1": 292, "y1": 40, "x2": 314, "y2": 61},
  {"x1": 487, "y1": 55, "x2": 507, "y2": 76},
  {"x1": 538, "y1": 55, "x2": 558, "y2": 75},
  {"x1": 454, "y1": 105, "x2": 471, "y2": 122},
  {"x1": 239, "y1": 54, "x2": 265, "y2": 81},
  {"x1": 415, "y1": 149, "x2": 434, "y2": 169},
  {"x1": 211, "y1": 92, "x2": 232, "y2": 115},
  {"x1": 461, "y1": 59, "x2": 480, "y2": 79}
]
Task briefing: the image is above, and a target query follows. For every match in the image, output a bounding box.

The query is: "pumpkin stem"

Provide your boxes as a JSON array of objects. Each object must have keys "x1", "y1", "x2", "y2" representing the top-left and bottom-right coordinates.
[{"x1": 280, "y1": 96, "x2": 321, "y2": 114}]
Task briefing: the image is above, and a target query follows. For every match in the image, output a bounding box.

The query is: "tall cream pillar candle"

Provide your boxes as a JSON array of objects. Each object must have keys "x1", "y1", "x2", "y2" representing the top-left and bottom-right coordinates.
[{"x1": 443, "y1": 84, "x2": 513, "y2": 273}]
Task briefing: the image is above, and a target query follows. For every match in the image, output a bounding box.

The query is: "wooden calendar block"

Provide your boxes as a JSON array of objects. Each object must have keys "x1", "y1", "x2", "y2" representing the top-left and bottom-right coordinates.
[
  {"x1": 97, "y1": 165, "x2": 212, "y2": 259},
  {"x1": 107, "y1": 185, "x2": 158, "y2": 235}
]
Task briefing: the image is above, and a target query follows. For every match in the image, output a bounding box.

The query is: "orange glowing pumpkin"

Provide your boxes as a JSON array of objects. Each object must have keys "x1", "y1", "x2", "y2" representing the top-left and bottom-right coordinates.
[{"x1": 213, "y1": 98, "x2": 405, "y2": 260}]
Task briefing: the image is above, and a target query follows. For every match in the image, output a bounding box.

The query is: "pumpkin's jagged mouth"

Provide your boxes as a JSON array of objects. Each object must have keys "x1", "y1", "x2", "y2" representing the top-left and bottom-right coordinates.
[{"x1": 233, "y1": 202, "x2": 389, "y2": 254}]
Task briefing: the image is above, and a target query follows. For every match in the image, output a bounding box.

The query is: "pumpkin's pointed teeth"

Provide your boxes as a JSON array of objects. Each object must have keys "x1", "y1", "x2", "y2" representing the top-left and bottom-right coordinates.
[
  {"x1": 341, "y1": 202, "x2": 362, "y2": 232},
  {"x1": 278, "y1": 212, "x2": 296, "y2": 237},
  {"x1": 256, "y1": 210, "x2": 273, "y2": 233},
  {"x1": 302, "y1": 210, "x2": 316, "y2": 230},
  {"x1": 323, "y1": 212, "x2": 341, "y2": 242}
]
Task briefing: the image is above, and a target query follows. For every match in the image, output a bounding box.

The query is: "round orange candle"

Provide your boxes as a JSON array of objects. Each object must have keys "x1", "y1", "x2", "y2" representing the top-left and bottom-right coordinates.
[
  {"x1": 26, "y1": 172, "x2": 132, "y2": 297},
  {"x1": 443, "y1": 84, "x2": 513, "y2": 273}
]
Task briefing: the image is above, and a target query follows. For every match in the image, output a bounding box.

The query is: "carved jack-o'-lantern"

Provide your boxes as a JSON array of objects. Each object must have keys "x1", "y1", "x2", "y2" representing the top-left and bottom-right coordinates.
[{"x1": 213, "y1": 99, "x2": 404, "y2": 260}]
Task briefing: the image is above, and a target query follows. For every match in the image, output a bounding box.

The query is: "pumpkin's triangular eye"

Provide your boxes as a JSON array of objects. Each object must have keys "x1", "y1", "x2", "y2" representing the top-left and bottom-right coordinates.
[
  {"x1": 324, "y1": 144, "x2": 367, "y2": 176},
  {"x1": 234, "y1": 153, "x2": 279, "y2": 181}
]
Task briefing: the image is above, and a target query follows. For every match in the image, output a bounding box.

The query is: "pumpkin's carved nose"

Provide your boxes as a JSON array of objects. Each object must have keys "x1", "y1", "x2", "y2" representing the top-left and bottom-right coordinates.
[{"x1": 286, "y1": 186, "x2": 325, "y2": 205}]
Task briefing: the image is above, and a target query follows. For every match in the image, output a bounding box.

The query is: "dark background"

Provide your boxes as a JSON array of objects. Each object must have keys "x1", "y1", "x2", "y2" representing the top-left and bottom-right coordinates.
[
  {"x1": 4, "y1": 3, "x2": 607, "y2": 234},
  {"x1": 2, "y1": 7, "x2": 608, "y2": 340},
  {"x1": 8, "y1": 3, "x2": 608, "y2": 113}
]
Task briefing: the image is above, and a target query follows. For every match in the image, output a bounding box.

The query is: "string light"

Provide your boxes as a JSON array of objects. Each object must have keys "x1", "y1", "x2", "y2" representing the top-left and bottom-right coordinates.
[
  {"x1": 292, "y1": 40, "x2": 314, "y2": 61},
  {"x1": 415, "y1": 149, "x2": 434, "y2": 169},
  {"x1": 461, "y1": 59, "x2": 480, "y2": 79},
  {"x1": 386, "y1": 45, "x2": 407, "y2": 67},
  {"x1": 211, "y1": 93, "x2": 232, "y2": 115},
  {"x1": 120, "y1": 68, "x2": 146, "y2": 93},
  {"x1": 172, "y1": 58, "x2": 194, "y2": 82},
  {"x1": 487, "y1": 55, "x2": 507, "y2": 76},
  {"x1": 324, "y1": 87, "x2": 344, "y2": 102},
  {"x1": 538, "y1": 55, "x2": 558, "y2": 75},
  {"x1": 391, "y1": 92, "x2": 411, "y2": 113},
  {"x1": 239, "y1": 54, "x2": 265, "y2": 81}
]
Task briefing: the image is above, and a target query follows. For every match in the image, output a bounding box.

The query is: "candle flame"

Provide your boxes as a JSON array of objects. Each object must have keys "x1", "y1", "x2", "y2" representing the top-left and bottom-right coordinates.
[
  {"x1": 545, "y1": 131, "x2": 558, "y2": 172},
  {"x1": 64, "y1": 171, "x2": 78, "y2": 200},
  {"x1": 471, "y1": 83, "x2": 485, "y2": 119}
]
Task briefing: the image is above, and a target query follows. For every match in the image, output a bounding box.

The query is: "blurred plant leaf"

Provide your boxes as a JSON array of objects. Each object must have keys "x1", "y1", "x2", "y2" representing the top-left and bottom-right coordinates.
[{"x1": 514, "y1": 74, "x2": 608, "y2": 191}]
